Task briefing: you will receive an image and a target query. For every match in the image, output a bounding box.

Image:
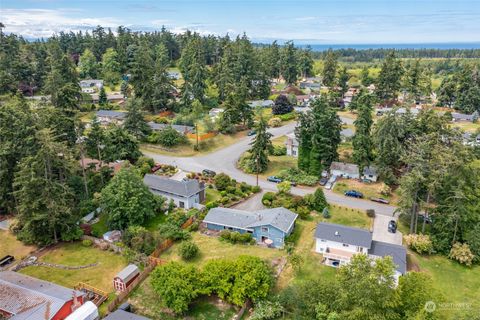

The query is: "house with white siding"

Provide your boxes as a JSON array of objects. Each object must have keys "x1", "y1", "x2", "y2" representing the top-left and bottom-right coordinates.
[{"x1": 285, "y1": 133, "x2": 299, "y2": 157}]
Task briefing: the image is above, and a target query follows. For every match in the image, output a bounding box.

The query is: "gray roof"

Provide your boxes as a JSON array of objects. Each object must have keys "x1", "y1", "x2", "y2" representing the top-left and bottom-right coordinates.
[
  {"x1": 363, "y1": 166, "x2": 378, "y2": 177},
  {"x1": 143, "y1": 174, "x2": 205, "y2": 198},
  {"x1": 96, "y1": 110, "x2": 126, "y2": 119},
  {"x1": 330, "y1": 162, "x2": 359, "y2": 175},
  {"x1": 314, "y1": 222, "x2": 373, "y2": 249},
  {"x1": 115, "y1": 264, "x2": 139, "y2": 283},
  {"x1": 104, "y1": 309, "x2": 150, "y2": 320},
  {"x1": 369, "y1": 240, "x2": 407, "y2": 274},
  {"x1": 147, "y1": 122, "x2": 193, "y2": 134},
  {"x1": 249, "y1": 100, "x2": 274, "y2": 108},
  {"x1": 79, "y1": 79, "x2": 103, "y2": 87},
  {"x1": 0, "y1": 271, "x2": 84, "y2": 320},
  {"x1": 203, "y1": 207, "x2": 298, "y2": 233},
  {"x1": 452, "y1": 112, "x2": 474, "y2": 121}
]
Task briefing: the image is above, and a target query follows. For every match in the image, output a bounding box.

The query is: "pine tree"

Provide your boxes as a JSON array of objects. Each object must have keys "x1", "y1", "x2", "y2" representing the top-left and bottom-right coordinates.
[
  {"x1": 79, "y1": 48, "x2": 98, "y2": 79},
  {"x1": 360, "y1": 66, "x2": 372, "y2": 86},
  {"x1": 179, "y1": 36, "x2": 207, "y2": 103},
  {"x1": 124, "y1": 98, "x2": 151, "y2": 140},
  {"x1": 337, "y1": 66, "x2": 350, "y2": 98},
  {"x1": 98, "y1": 86, "x2": 107, "y2": 106},
  {"x1": 101, "y1": 48, "x2": 121, "y2": 85},
  {"x1": 375, "y1": 51, "x2": 404, "y2": 103},
  {"x1": 152, "y1": 44, "x2": 175, "y2": 112},
  {"x1": 352, "y1": 90, "x2": 374, "y2": 173},
  {"x1": 129, "y1": 40, "x2": 155, "y2": 109},
  {"x1": 86, "y1": 117, "x2": 105, "y2": 158},
  {"x1": 297, "y1": 47, "x2": 314, "y2": 78},
  {"x1": 248, "y1": 117, "x2": 273, "y2": 175},
  {"x1": 280, "y1": 41, "x2": 298, "y2": 85},
  {"x1": 322, "y1": 49, "x2": 338, "y2": 88}
]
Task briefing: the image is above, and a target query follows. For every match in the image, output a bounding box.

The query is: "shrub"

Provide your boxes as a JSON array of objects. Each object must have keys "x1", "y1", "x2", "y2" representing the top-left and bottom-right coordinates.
[
  {"x1": 252, "y1": 185, "x2": 261, "y2": 193},
  {"x1": 188, "y1": 221, "x2": 200, "y2": 232},
  {"x1": 270, "y1": 145, "x2": 287, "y2": 156},
  {"x1": 366, "y1": 209, "x2": 376, "y2": 218},
  {"x1": 449, "y1": 242, "x2": 475, "y2": 266},
  {"x1": 82, "y1": 239, "x2": 93, "y2": 247},
  {"x1": 404, "y1": 234, "x2": 433, "y2": 255},
  {"x1": 277, "y1": 181, "x2": 291, "y2": 194},
  {"x1": 179, "y1": 241, "x2": 199, "y2": 260},
  {"x1": 262, "y1": 192, "x2": 276, "y2": 205},
  {"x1": 151, "y1": 126, "x2": 188, "y2": 147},
  {"x1": 158, "y1": 223, "x2": 191, "y2": 241},
  {"x1": 272, "y1": 95, "x2": 294, "y2": 115},
  {"x1": 322, "y1": 207, "x2": 331, "y2": 218},
  {"x1": 309, "y1": 188, "x2": 328, "y2": 212},
  {"x1": 221, "y1": 197, "x2": 230, "y2": 205},
  {"x1": 214, "y1": 173, "x2": 232, "y2": 191},
  {"x1": 277, "y1": 168, "x2": 318, "y2": 186},
  {"x1": 295, "y1": 206, "x2": 310, "y2": 219},
  {"x1": 206, "y1": 201, "x2": 218, "y2": 209},
  {"x1": 268, "y1": 117, "x2": 282, "y2": 127},
  {"x1": 250, "y1": 301, "x2": 285, "y2": 320},
  {"x1": 219, "y1": 230, "x2": 254, "y2": 244},
  {"x1": 278, "y1": 112, "x2": 296, "y2": 121},
  {"x1": 226, "y1": 185, "x2": 236, "y2": 194}
]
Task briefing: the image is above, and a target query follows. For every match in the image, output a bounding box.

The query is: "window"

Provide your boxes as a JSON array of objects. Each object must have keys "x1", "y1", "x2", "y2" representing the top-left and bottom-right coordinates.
[
  {"x1": 179, "y1": 201, "x2": 185, "y2": 208},
  {"x1": 320, "y1": 239, "x2": 326, "y2": 242},
  {"x1": 342, "y1": 243, "x2": 349, "y2": 247},
  {"x1": 292, "y1": 150, "x2": 297, "y2": 156},
  {"x1": 261, "y1": 227, "x2": 269, "y2": 233}
]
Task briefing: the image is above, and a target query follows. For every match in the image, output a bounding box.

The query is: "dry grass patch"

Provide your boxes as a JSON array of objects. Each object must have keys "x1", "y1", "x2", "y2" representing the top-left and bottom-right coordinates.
[
  {"x1": 0, "y1": 230, "x2": 36, "y2": 259},
  {"x1": 333, "y1": 178, "x2": 399, "y2": 205}
]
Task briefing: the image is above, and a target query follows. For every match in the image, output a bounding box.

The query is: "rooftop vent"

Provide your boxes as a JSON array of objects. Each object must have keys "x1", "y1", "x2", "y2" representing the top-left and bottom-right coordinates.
[{"x1": 334, "y1": 231, "x2": 340, "y2": 236}]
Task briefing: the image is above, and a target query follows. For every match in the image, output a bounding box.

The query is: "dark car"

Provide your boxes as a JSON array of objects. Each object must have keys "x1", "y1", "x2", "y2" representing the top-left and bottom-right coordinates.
[
  {"x1": 247, "y1": 130, "x2": 256, "y2": 136},
  {"x1": 370, "y1": 197, "x2": 390, "y2": 204},
  {"x1": 0, "y1": 255, "x2": 14, "y2": 268},
  {"x1": 388, "y1": 220, "x2": 397, "y2": 233},
  {"x1": 319, "y1": 177, "x2": 329, "y2": 186},
  {"x1": 202, "y1": 169, "x2": 216, "y2": 177},
  {"x1": 267, "y1": 176, "x2": 283, "y2": 183},
  {"x1": 344, "y1": 190, "x2": 364, "y2": 198}
]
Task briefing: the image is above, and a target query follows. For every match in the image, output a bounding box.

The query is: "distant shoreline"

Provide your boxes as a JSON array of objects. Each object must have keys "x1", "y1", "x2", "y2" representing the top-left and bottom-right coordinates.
[{"x1": 295, "y1": 43, "x2": 480, "y2": 51}]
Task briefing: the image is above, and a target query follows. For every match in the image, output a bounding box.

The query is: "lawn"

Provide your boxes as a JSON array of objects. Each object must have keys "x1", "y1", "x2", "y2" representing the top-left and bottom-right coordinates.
[
  {"x1": 411, "y1": 252, "x2": 480, "y2": 317},
  {"x1": 129, "y1": 275, "x2": 237, "y2": 320},
  {"x1": 0, "y1": 230, "x2": 36, "y2": 259},
  {"x1": 450, "y1": 121, "x2": 480, "y2": 133},
  {"x1": 160, "y1": 232, "x2": 286, "y2": 268},
  {"x1": 91, "y1": 214, "x2": 109, "y2": 237},
  {"x1": 261, "y1": 155, "x2": 297, "y2": 178},
  {"x1": 141, "y1": 131, "x2": 249, "y2": 157},
  {"x1": 20, "y1": 242, "x2": 127, "y2": 293},
  {"x1": 333, "y1": 178, "x2": 399, "y2": 205},
  {"x1": 205, "y1": 188, "x2": 222, "y2": 203},
  {"x1": 337, "y1": 141, "x2": 354, "y2": 163}
]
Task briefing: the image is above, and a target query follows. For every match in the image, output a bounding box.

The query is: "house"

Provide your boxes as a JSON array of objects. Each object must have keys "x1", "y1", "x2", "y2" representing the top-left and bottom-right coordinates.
[
  {"x1": 147, "y1": 122, "x2": 194, "y2": 135},
  {"x1": 209, "y1": 108, "x2": 224, "y2": 119},
  {"x1": 203, "y1": 207, "x2": 298, "y2": 248},
  {"x1": 330, "y1": 162, "x2": 360, "y2": 179},
  {"x1": 96, "y1": 110, "x2": 127, "y2": 125},
  {"x1": 362, "y1": 166, "x2": 379, "y2": 182},
  {"x1": 463, "y1": 132, "x2": 480, "y2": 146},
  {"x1": 167, "y1": 70, "x2": 181, "y2": 80},
  {"x1": 103, "y1": 230, "x2": 122, "y2": 242},
  {"x1": 113, "y1": 264, "x2": 140, "y2": 292},
  {"x1": 343, "y1": 88, "x2": 358, "y2": 106},
  {"x1": 91, "y1": 93, "x2": 124, "y2": 104},
  {"x1": 285, "y1": 133, "x2": 299, "y2": 157},
  {"x1": 80, "y1": 79, "x2": 103, "y2": 90},
  {"x1": 248, "y1": 100, "x2": 274, "y2": 108},
  {"x1": 451, "y1": 112, "x2": 477, "y2": 122},
  {"x1": 65, "y1": 301, "x2": 98, "y2": 320},
  {"x1": 314, "y1": 222, "x2": 407, "y2": 281},
  {"x1": 103, "y1": 309, "x2": 150, "y2": 320},
  {"x1": 299, "y1": 82, "x2": 321, "y2": 90},
  {"x1": 376, "y1": 107, "x2": 420, "y2": 117},
  {"x1": 0, "y1": 271, "x2": 85, "y2": 320},
  {"x1": 143, "y1": 174, "x2": 205, "y2": 209},
  {"x1": 82, "y1": 88, "x2": 96, "y2": 94}
]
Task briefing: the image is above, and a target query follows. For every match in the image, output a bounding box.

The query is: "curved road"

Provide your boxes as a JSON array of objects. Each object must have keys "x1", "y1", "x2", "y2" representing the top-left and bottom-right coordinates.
[{"x1": 144, "y1": 121, "x2": 397, "y2": 217}]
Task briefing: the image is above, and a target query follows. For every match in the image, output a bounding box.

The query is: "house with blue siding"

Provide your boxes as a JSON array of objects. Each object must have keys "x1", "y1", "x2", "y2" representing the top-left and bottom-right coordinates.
[{"x1": 203, "y1": 207, "x2": 298, "y2": 248}]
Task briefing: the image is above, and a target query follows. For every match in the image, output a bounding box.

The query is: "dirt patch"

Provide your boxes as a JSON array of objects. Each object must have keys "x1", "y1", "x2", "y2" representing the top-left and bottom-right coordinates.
[{"x1": 407, "y1": 252, "x2": 420, "y2": 272}]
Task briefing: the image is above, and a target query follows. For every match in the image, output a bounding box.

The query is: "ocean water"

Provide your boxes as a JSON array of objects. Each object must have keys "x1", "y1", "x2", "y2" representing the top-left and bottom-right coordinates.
[{"x1": 297, "y1": 43, "x2": 480, "y2": 51}]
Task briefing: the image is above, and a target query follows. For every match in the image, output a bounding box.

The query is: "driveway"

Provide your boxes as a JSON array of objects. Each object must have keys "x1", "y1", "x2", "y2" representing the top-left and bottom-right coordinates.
[
  {"x1": 372, "y1": 215, "x2": 403, "y2": 245},
  {"x1": 230, "y1": 192, "x2": 266, "y2": 211},
  {"x1": 144, "y1": 119, "x2": 398, "y2": 217}
]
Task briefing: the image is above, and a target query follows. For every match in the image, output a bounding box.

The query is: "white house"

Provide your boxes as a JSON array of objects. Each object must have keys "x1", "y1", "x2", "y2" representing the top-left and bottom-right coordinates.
[
  {"x1": 249, "y1": 100, "x2": 274, "y2": 108},
  {"x1": 80, "y1": 79, "x2": 103, "y2": 90},
  {"x1": 143, "y1": 174, "x2": 206, "y2": 209},
  {"x1": 95, "y1": 110, "x2": 127, "y2": 125},
  {"x1": 330, "y1": 162, "x2": 360, "y2": 179},
  {"x1": 285, "y1": 133, "x2": 299, "y2": 157},
  {"x1": 362, "y1": 166, "x2": 379, "y2": 182},
  {"x1": 314, "y1": 222, "x2": 407, "y2": 282},
  {"x1": 209, "y1": 108, "x2": 224, "y2": 119}
]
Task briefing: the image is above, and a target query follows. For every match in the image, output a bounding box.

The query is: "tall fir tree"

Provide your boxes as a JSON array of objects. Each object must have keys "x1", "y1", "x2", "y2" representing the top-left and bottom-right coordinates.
[
  {"x1": 152, "y1": 44, "x2": 175, "y2": 112},
  {"x1": 124, "y1": 98, "x2": 151, "y2": 140},
  {"x1": 352, "y1": 90, "x2": 374, "y2": 173},
  {"x1": 375, "y1": 51, "x2": 404, "y2": 103},
  {"x1": 280, "y1": 41, "x2": 298, "y2": 85},
  {"x1": 248, "y1": 117, "x2": 273, "y2": 175},
  {"x1": 322, "y1": 49, "x2": 338, "y2": 88}
]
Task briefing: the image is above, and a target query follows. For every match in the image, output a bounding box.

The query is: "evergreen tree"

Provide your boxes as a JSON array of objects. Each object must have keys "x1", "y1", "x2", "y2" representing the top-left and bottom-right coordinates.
[
  {"x1": 352, "y1": 90, "x2": 374, "y2": 173},
  {"x1": 436, "y1": 77, "x2": 457, "y2": 108},
  {"x1": 296, "y1": 112, "x2": 313, "y2": 171},
  {"x1": 85, "y1": 117, "x2": 105, "y2": 159},
  {"x1": 360, "y1": 66, "x2": 372, "y2": 86},
  {"x1": 103, "y1": 126, "x2": 141, "y2": 162},
  {"x1": 322, "y1": 49, "x2": 338, "y2": 88},
  {"x1": 79, "y1": 48, "x2": 98, "y2": 79},
  {"x1": 179, "y1": 36, "x2": 207, "y2": 103},
  {"x1": 403, "y1": 59, "x2": 431, "y2": 103},
  {"x1": 129, "y1": 41, "x2": 155, "y2": 109},
  {"x1": 248, "y1": 117, "x2": 273, "y2": 174},
  {"x1": 124, "y1": 98, "x2": 151, "y2": 140},
  {"x1": 297, "y1": 47, "x2": 314, "y2": 78},
  {"x1": 262, "y1": 41, "x2": 281, "y2": 79},
  {"x1": 98, "y1": 86, "x2": 107, "y2": 106},
  {"x1": 375, "y1": 51, "x2": 404, "y2": 103},
  {"x1": 337, "y1": 66, "x2": 350, "y2": 98},
  {"x1": 151, "y1": 44, "x2": 175, "y2": 112},
  {"x1": 280, "y1": 41, "x2": 298, "y2": 85},
  {"x1": 101, "y1": 48, "x2": 121, "y2": 85}
]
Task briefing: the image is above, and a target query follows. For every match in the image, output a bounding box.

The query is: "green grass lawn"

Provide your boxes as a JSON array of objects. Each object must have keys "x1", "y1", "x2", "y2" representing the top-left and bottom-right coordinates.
[
  {"x1": 411, "y1": 252, "x2": 480, "y2": 317},
  {"x1": 20, "y1": 242, "x2": 127, "y2": 293},
  {"x1": 143, "y1": 212, "x2": 167, "y2": 231},
  {"x1": 333, "y1": 178, "x2": 399, "y2": 206},
  {"x1": 450, "y1": 121, "x2": 480, "y2": 133},
  {"x1": 206, "y1": 188, "x2": 222, "y2": 203},
  {"x1": 91, "y1": 214, "x2": 109, "y2": 237},
  {"x1": 0, "y1": 229, "x2": 36, "y2": 259},
  {"x1": 261, "y1": 155, "x2": 298, "y2": 178}
]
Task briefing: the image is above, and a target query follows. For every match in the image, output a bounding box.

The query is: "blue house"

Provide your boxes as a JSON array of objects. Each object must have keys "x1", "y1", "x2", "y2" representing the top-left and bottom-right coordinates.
[{"x1": 203, "y1": 207, "x2": 298, "y2": 248}]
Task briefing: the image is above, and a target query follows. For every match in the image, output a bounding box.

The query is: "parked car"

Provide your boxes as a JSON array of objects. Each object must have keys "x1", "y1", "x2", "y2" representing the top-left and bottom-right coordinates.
[
  {"x1": 344, "y1": 190, "x2": 364, "y2": 198},
  {"x1": 202, "y1": 169, "x2": 216, "y2": 177},
  {"x1": 361, "y1": 178, "x2": 373, "y2": 184},
  {"x1": 319, "y1": 177, "x2": 329, "y2": 186},
  {"x1": 247, "y1": 130, "x2": 256, "y2": 136},
  {"x1": 151, "y1": 164, "x2": 162, "y2": 173},
  {"x1": 388, "y1": 220, "x2": 397, "y2": 233},
  {"x1": 267, "y1": 176, "x2": 283, "y2": 183},
  {"x1": 324, "y1": 182, "x2": 333, "y2": 190},
  {"x1": 370, "y1": 197, "x2": 390, "y2": 204},
  {"x1": 0, "y1": 255, "x2": 14, "y2": 268}
]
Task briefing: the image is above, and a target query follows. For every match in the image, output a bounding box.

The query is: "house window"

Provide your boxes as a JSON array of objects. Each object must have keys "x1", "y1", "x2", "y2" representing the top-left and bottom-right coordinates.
[
  {"x1": 292, "y1": 150, "x2": 297, "y2": 156},
  {"x1": 343, "y1": 244, "x2": 349, "y2": 247},
  {"x1": 261, "y1": 227, "x2": 269, "y2": 233},
  {"x1": 247, "y1": 230, "x2": 253, "y2": 234},
  {"x1": 179, "y1": 201, "x2": 185, "y2": 208},
  {"x1": 357, "y1": 246, "x2": 363, "y2": 252},
  {"x1": 320, "y1": 239, "x2": 326, "y2": 242}
]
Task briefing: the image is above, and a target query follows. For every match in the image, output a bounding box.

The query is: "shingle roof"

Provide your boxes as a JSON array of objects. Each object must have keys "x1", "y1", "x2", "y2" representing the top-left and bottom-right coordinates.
[
  {"x1": 363, "y1": 166, "x2": 378, "y2": 177},
  {"x1": 147, "y1": 122, "x2": 193, "y2": 134},
  {"x1": 143, "y1": 175, "x2": 205, "y2": 198},
  {"x1": 314, "y1": 222, "x2": 373, "y2": 249},
  {"x1": 103, "y1": 309, "x2": 150, "y2": 320},
  {"x1": 96, "y1": 110, "x2": 126, "y2": 119},
  {"x1": 203, "y1": 207, "x2": 298, "y2": 233},
  {"x1": 0, "y1": 271, "x2": 84, "y2": 320},
  {"x1": 451, "y1": 112, "x2": 474, "y2": 121},
  {"x1": 115, "y1": 264, "x2": 139, "y2": 283},
  {"x1": 369, "y1": 240, "x2": 407, "y2": 274},
  {"x1": 330, "y1": 162, "x2": 359, "y2": 175}
]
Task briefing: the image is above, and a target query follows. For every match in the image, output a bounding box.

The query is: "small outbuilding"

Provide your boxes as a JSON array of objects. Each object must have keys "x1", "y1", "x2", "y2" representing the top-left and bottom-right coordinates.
[
  {"x1": 362, "y1": 166, "x2": 379, "y2": 182},
  {"x1": 103, "y1": 230, "x2": 122, "y2": 243},
  {"x1": 330, "y1": 162, "x2": 360, "y2": 179},
  {"x1": 113, "y1": 264, "x2": 140, "y2": 292}
]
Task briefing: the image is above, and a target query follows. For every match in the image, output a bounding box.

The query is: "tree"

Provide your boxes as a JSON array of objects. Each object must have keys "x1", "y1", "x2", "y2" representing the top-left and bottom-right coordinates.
[
  {"x1": 151, "y1": 262, "x2": 199, "y2": 314},
  {"x1": 397, "y1": 272, "x2": 439, "y2": 319},
  {"x1": 180, "y1": 36, "x2": 207, "y2": 103},
  {"x1": 403, "y1": 59, "x2": 431, "y2": 103},
  {"x1": 352, "y1": 91, "x2": 374, "y2": 172},
  {"x1": 322, "y1": 49, "x2": 338, "y2": 88},
  {"x1": 297, "y1": 47, "x2": 314, "y2": 78},
  {"x1": 337, "y1": 66, "x2": 350, "y2": 98},
  {"x1": 123, "y1": 98, "x2": 151, "y2": 139},
  {"x1": 79, "y1": 49, "x2": 98, "y2": 79},
  {"x1": 310, "y1": 188, "x2": 328, "y2": 212},
  {"x1": 152, "y1": 126, "x2": 188, "y2": 147},
  {"x1": 85, "y1": 117, "x2": 105, "y2": 158},
  {"x1": 360, "y1": 66, "x2": 372, "y2": 86},
  {"x1": 98, "y1": 86, "x2": 107, "y2": 106},
  {"x1": 272, "y1": 95, "x2": 293, "y2": 115},
  {"x1": 179, "y1": 241, "x2": 199, "y2": 260},
  {"x1": 436, "y1": 76, "x2": 457, "y2": 108},
  {"x1": 375, "y1": 51, "x2": 404, "y2": 103},
  {"x1": 102, "y1": 126, "x2": 141, "y2": 162},
  {"x1": 129, "y1": 41, "x2": 155, "y2": 109},
  {"x1": 101, "y1": 48, "x2": 121, "y2": 85},
  {"x1": 13, "y1": 129, "x2": 81, "y2": 245},
  {"x1": 99, "y1": 167, "x2": 157, "y2": 229},
  {"x1": 248, "y1": 118, "x2": 273, "y2": 175},
  {"x1": 280, "y1": 41, "x2": 298, "y2": 84},
  {"x1": 152, "y1": 44, "x2": 175, "y2": 113}
]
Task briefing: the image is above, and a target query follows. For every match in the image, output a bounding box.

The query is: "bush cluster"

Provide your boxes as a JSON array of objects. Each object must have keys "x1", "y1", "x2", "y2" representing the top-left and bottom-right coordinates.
[
  {"x1": 278, "y1": 112, "x2": 296, "y2": 122},
  {"x1": 270, "y1": 145, "x2": 287, "y2": 156},
  {"x1": 449, "y1": 242, "x2": 475, "y2": 266},
  {"x1": 268, "y1": 117, "x2": 282, "y2": 128},
  {"x1": 404, "y1": 234, "x2": 433, "y2": 254},
  {"x1": 262, "y1": 192, "x2": 311, "y2": 219},
  {"x1": 220, "y1": 230, "x2": 256, "y2": 244},
  {"x1": 277, "y1": 168, "x2": 318, "y2": 186},
  {"x1": 179, "y1": 241, "x2": 199, "y2": 260}
]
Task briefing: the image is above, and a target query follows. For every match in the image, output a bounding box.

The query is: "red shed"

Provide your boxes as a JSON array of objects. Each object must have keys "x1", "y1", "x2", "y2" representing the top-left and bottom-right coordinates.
[{"x1": 113, "y1": 264, "x2": 140, "y2": 292}]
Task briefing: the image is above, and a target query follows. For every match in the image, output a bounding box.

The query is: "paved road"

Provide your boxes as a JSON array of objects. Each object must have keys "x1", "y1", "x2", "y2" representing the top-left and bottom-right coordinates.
[{"x1": 144, "y1": 120, "x2": 397, "y2": 217}]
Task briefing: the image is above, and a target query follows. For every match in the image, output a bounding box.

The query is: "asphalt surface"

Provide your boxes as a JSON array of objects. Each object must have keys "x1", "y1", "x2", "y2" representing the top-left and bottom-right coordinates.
[
  {"x1": 372, "y1": 215, "x2": 403, "y2": 245},
  {"x1": 144, "y1": 120, "x2": 397, "y2": 217}
]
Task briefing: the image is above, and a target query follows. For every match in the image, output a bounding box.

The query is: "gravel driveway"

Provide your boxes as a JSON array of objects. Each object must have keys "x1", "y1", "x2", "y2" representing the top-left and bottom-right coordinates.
[{"x1": 372, "y1": 215, "x2": 403, "y2": 245}]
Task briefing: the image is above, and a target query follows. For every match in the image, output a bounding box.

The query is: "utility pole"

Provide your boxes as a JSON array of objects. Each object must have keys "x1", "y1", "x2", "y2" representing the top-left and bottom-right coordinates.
[
  {"x1": 195, "y1": 122, "x2": 199, "y2": 151},
  {"x1": 256, "y1": 156, "x2": 259, "y2": 187}
]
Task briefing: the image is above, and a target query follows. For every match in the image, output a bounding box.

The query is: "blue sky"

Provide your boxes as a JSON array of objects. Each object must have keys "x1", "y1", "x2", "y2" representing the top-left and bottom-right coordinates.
[{"x1": 1, "y1": 0, "x2": 480, "y2": 44}]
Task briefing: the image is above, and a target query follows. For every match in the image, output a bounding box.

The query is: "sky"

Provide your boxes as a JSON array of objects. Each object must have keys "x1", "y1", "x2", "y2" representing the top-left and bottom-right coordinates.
[{"x1": 1, "y1": 0, "x2": 480, "y2": 44}]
